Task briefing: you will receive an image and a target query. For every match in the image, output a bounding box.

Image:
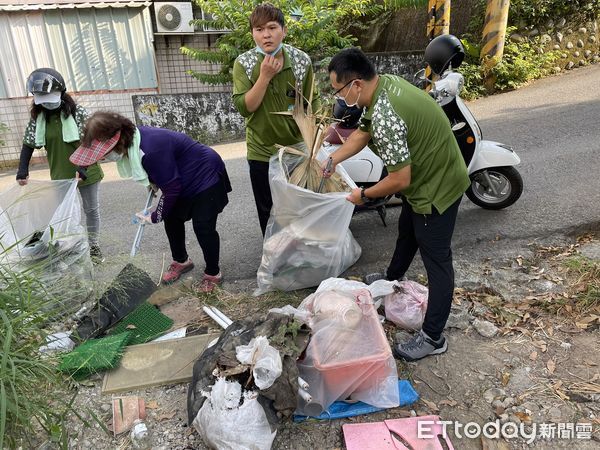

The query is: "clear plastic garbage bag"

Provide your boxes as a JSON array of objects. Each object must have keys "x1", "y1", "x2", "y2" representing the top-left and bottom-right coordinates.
[
  {"x1": 0, "y1": 180, "x2": 92, "y2": 304},
  {"x1": 295, "y1": 289, "x2": 399, "y2": 416},
  {"x1": 255, "y1": 148, "x2": 361, "y2": 295}
]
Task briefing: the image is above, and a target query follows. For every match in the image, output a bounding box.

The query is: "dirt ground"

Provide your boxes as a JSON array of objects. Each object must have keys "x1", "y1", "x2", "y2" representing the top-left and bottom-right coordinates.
[{"x1": 63, "y1": 235, "x2": 600, "y2": 450}]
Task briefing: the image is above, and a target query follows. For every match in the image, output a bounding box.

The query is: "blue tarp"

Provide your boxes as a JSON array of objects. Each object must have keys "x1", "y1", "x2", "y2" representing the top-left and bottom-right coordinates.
[{"x1": 294, "y1": 379, "x2": 419, "y2": 422}]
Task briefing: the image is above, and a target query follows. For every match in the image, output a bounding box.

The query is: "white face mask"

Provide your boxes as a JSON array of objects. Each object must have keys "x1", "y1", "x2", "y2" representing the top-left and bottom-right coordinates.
[
  {"x1": 334, "y1": 79, "x2": 361, "y2": 108},
  {"x1": 104, "y1": 151, "x2": 122, "y2": 162},
  {"x1": 255, "y1": 42, "x2": 283, "y2": 57},
  {"x1": 41, "y1": 101, "x2": 61, "y2": 110}
]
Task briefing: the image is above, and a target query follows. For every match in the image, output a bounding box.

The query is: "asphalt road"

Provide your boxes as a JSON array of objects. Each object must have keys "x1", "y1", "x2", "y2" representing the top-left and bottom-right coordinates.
[{"x1": 1, "y1": 65, "x2": 598, "y2": 287}]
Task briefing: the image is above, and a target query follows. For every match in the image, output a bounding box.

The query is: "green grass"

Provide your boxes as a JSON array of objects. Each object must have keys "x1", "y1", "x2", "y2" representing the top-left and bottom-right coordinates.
[
  {"x1": 564, "y1": 255, "x2": 600, "y2": 310},
  {"x1": 0, "y1": 239, "x2": 107, "y2": 447},
  {"x1": 0, "y1": 269, "x2": 73, "y2": 448}
]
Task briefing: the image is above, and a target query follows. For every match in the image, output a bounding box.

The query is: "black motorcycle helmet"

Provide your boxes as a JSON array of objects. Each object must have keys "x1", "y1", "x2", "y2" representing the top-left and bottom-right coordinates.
[
  {"x1": 424, "y1": 34, "x2": 465, "y2": 76},
  {"x1": 26, "y1": 68, "x2": 67, "y2": 95},
  {"x1": 333, "y1": 99, "x2": 363, "y2": 129}
]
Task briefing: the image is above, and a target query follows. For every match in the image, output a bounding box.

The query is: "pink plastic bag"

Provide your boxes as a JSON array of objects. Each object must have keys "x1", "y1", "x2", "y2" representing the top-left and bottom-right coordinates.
[{"x1": 384, "y1": 281, "x2": 428, "y2": 330}]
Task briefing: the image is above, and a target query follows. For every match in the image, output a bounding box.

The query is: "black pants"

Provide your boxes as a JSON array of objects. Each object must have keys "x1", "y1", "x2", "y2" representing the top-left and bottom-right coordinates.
[
  {"x1": 248, "y1": 160, "x2": 272, "y2": 236},
  {"x1": 386, "y1": 196, "x2": 462, "y2": 340},
  {"x1": 163, "y1": 179, "x2": 229, "y2": 276}
]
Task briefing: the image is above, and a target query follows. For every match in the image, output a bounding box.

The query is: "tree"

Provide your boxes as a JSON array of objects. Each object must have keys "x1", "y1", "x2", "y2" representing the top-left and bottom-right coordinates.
[{"x1": 182, "y1": 0, "x2": 427, "y2": 85}]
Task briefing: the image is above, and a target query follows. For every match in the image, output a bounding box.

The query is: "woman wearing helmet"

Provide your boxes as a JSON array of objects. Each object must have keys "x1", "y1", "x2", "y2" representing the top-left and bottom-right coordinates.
[{"x1": 17, "y1": 68, "x2": 104, "y2": 263}]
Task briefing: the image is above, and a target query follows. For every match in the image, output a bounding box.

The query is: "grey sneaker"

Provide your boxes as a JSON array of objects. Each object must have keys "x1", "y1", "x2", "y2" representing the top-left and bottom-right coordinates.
[
  {"x1": 393, "y1": 330, "x2": 447, "y2": 361},
  {"x1": 364, "y1": 272, "x2": 386, "y2": 284},
  {"x1": 90, "y1": 244, "x2": 105, "y2": 264}
]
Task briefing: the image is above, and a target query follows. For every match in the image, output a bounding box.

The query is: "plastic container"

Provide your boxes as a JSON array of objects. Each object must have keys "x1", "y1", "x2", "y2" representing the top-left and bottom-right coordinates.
[
  {"x1": 296, "y1": 290, "x2": 399, "y2": 415},
  {"x1": 130, "y1": 419, "x2": 152, "y2": 449}
]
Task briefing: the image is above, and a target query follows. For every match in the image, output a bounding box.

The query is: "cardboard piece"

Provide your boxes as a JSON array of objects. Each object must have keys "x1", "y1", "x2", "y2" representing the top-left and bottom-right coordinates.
[
  {"x1": 112, "y1": 396, "x2": 146, "y2": 436},
  {"x1": 102, "y1": 334, "x2": 219, "y2": 394},
  {"x1": 343, "y1": 415, "x2": 455, "y2": 450}
]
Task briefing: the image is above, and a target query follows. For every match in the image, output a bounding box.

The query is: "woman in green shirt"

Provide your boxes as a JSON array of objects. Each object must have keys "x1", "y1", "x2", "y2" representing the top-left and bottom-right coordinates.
[{"x1": 16, "y1": 68, "x2": 104, "y2": 263}]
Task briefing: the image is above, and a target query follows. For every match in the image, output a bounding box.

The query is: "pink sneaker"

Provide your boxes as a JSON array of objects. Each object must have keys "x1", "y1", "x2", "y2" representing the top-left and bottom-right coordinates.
[
  {"x1": 162, "y1": 259, "x2": 194, "y2": 284},
  {"x1": 198, "y1": 272, "x2": 222, "y2": 293}
]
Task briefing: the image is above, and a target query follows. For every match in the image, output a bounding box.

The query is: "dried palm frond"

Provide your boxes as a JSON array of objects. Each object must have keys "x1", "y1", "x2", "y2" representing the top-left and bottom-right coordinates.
[{"x1": 272, "y1": 76, "x2": 350, "y2": 193}]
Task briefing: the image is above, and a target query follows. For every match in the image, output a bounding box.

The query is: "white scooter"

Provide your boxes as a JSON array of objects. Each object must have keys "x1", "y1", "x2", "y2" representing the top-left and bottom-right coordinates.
[{"x1": 323, "y1": 65, "x2": 523, "y2": 221}]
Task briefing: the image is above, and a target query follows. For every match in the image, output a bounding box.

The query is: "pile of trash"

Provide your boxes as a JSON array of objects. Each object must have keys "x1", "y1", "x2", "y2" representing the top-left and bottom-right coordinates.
[
  {"x1": 189, "y1": 278, "x2": 430, "y2": 449},
  {"x1": 187, "y1": 312, "x2": 310, "y2": 450}
]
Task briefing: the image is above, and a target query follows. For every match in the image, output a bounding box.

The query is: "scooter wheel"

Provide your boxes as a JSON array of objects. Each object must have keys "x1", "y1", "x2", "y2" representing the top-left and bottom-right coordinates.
[{"x1": 466, "y1": 166, "x2": 523, "y2": 210}]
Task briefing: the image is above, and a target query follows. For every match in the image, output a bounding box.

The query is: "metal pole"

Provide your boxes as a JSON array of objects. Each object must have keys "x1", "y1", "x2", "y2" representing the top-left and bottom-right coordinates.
[
  {"x1": 130, "y1": 189, "x2": 155, "y2": 258},
  {"x1": 425, "y1": 0, "x2": 451, "y2": 85},
  {"x1": 481, "y1": 0, "x2": 511, "y2": 67}
]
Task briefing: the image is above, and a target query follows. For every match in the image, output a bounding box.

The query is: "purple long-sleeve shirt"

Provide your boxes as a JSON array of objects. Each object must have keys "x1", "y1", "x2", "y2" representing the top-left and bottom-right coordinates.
[{"x1": 137, "y1": 126, "x2": 226, "y2": 223}]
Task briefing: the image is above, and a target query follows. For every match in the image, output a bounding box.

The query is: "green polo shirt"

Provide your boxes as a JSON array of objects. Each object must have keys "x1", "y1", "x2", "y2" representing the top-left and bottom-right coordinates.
[
  {"x1": 232, "y1": 44, "x2": 318, "y2": 162},
  {"x1": 23, "y1": 105, "x2": 103, "y2": 186},
  {"x1": 360, "y1": 74, "x2": 470, "y2": 214}
]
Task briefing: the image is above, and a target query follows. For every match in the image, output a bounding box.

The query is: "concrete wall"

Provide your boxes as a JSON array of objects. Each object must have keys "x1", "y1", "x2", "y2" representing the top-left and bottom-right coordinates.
[{"x1": 132, "y1": 91, "x2": 243, "y2": 145}]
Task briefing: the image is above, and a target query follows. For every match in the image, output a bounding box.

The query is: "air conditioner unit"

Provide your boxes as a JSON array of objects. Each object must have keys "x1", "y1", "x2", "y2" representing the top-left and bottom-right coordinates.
[{"x1": 154, "y1": 2, "x2": 195, "y2": 34}]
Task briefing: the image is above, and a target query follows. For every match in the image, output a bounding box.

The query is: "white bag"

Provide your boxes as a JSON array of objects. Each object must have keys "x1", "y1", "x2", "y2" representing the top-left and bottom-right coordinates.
[
  {"x1": 236, "y1": 336, "x2": 283, "y2": 390},
  {"x1": 193, "y1": 378, "x2": 276, "y2": 450},
  {"x1": 254, "y1": 149, "x2": 361, "y2": 295}
]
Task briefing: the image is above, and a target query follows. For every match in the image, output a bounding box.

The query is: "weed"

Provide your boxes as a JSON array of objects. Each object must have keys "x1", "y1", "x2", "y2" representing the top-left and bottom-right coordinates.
[{"x1": 564, "y1": 255, "x2": 600, "y2": 311}]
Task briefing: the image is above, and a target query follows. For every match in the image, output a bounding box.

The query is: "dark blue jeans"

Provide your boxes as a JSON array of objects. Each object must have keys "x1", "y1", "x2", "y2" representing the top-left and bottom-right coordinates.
[{"x1": 386, "y1": 196, "x2": 462, "y2": 340}]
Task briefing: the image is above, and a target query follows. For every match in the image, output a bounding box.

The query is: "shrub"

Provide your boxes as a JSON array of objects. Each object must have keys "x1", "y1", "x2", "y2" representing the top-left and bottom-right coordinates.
[{"x1": 458, "y1": 30, "x2": 560, "y2": 99}]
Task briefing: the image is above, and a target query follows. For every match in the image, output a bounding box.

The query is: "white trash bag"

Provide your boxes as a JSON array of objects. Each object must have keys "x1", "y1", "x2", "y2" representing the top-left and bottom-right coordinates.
[
  {"x1": 236, "y1": 336, "x2": 283, "y2": 390},
  {"x1": 193, "y1": 378, "x2": 276, "y2": 450},
  {"x1": 255, "y1": 149, "x2": 361, "y2": 295}
]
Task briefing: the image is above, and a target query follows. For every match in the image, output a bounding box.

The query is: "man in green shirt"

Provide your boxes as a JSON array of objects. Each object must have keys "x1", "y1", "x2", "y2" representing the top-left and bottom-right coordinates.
[
  {"x1": 324, "y1": 48, "x2": 470, "y2": 361},
  {"x1": 232, "y1": 3, "x2": 316, "y2": 236}
]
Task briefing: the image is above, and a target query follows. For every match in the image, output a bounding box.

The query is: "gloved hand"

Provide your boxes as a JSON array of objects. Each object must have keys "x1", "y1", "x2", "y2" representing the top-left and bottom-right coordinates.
[
  {"x1": 76, "y1": 167, "x2": 88, "y2": 181},
  {"x1": 133, "y1": 210, "x2": 152, "y2": 225}
]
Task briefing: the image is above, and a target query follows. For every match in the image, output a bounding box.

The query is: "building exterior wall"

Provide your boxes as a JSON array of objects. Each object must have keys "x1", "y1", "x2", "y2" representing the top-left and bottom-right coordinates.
[
  {"x1": 0, "y1": 5, "x2": 159, "y2": 167},
  {"x1": 154, "y1": 33, "x2": 230, "y2": 95},
  {"x1": 0, "y1": 7, "x2": 156, "y2": 97}
]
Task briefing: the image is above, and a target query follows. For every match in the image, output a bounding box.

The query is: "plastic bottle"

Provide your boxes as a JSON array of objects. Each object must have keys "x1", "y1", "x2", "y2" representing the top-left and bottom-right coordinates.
[{"x1": 130, "y1": 419, "x2": 152, "y2": 449}]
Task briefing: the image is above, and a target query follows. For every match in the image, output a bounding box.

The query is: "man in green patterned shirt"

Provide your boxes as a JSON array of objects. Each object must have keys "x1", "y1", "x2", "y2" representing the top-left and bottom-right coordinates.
[
  {"x1": 324, "y1": 47, "x2": 470, "y2": 361},
  {"x1": 232, "y1": 3, "x2": 317, "y2": 236}
]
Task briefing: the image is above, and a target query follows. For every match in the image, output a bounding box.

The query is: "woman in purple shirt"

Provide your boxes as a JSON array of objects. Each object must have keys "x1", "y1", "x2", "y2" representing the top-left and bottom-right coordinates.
[{"x1": 70, "y1": 111, "x2": 231, "y2": 292}]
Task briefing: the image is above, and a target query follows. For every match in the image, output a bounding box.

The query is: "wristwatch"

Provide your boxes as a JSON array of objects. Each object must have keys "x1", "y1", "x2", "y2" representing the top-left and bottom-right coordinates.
[{"x1": 360, "y1": 187, "x2": 371, "y2": 203}]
